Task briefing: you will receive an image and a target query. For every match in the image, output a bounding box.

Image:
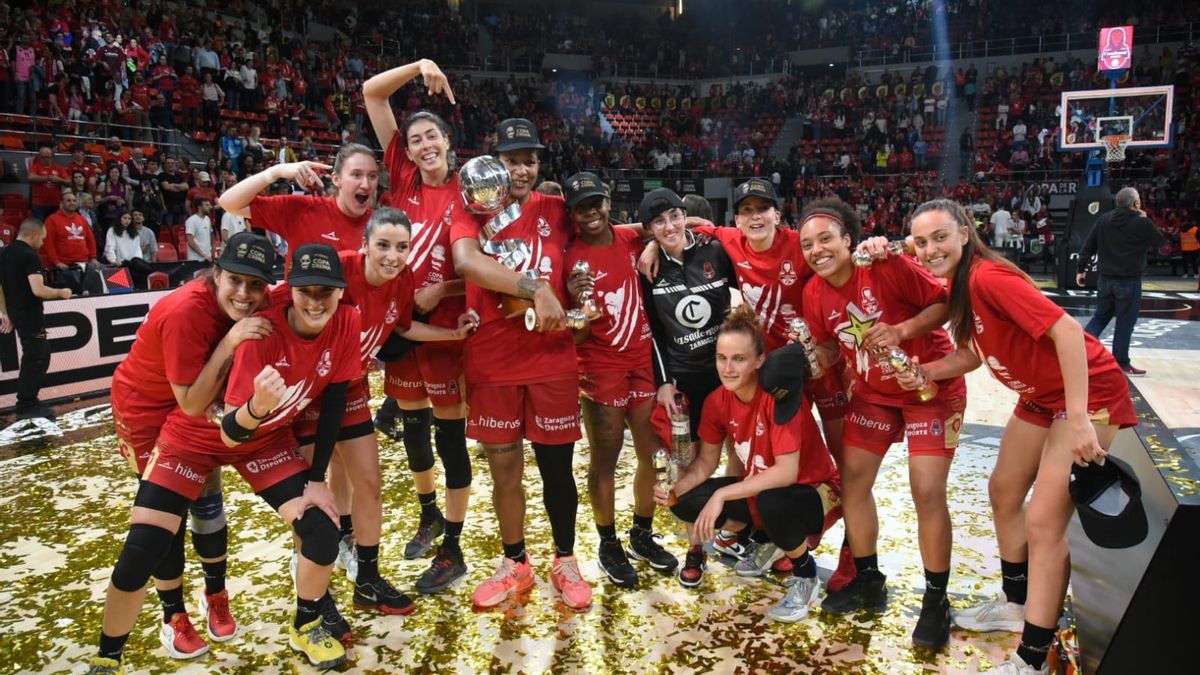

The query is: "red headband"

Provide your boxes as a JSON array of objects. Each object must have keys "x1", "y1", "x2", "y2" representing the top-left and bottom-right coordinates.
[{"x1": 800, "y1": 211, "x2": 846, "y2": 228}]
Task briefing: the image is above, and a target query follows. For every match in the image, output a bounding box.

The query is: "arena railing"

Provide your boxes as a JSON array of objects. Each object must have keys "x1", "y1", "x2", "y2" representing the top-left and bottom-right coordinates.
[
  {"x1": 853, "y1": 22, "x2": 1197, "y2": 68},
  {"x1": 0, "y1": 116, "x2": 194, "y2": 156}
]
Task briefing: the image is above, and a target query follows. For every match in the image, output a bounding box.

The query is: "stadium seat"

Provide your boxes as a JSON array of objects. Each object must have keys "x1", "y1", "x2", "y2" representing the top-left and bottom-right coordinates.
[
  {"x1": 147, "y1": 271, "x2": 170, "y2": 289},
  {"x1": 156, "y1": 243, "x2": 179, "y2": 262}
]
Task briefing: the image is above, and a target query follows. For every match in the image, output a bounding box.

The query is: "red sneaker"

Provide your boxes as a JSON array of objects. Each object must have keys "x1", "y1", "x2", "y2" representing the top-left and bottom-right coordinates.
[
  {"x1": 159, "y1": 612, "x2": 208, "y2": 659},
  {"x1": 827, "y1": 544, "x2": 856, "y2": 593},
  {"x1": 1121, "y1": 365, "x2": 1146, "y2": 377},
  {"x1": 771, "y1": 555, "x2": 793, "y2": 574},
  {"x1": 472, "y1": 556, "x2": 536, "y2": 609},
  {"x1": 551, "y1": 555, "x2": 593, "y2": 610},
  {"x1": 199, "y1": 589, "x2": 239, "y2": 641}
]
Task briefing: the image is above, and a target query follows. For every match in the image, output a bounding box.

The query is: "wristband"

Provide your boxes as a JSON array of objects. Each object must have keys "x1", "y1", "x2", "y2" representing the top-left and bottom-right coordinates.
[{"x1": 246, "y1": 398, "x2": 269, "y2": 420}]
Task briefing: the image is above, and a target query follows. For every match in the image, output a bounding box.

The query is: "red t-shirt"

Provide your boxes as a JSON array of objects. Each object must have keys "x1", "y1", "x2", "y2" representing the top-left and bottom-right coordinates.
[
  {"x1": 249, "y1": 194, "x2": 370, "y2": 265},
  {"x1": 65, "y1": 159, "x2": 98, "y2": 181},
  {"x1": 159, "y1": 302, "x2": 362, "y2": 455},
  {"x1": 696, "y1": 224, "x2": 812, "y2": 353},
  {"x1": 29, "y1": 160, "x2": 68, "y2": 206},
  {"x1": 339, "y1": 249, "x2": 415, "y2": 373},
  {"x1": 968, "y1": 259, "x2": 1120, "y2": 408},
  {"x1": 383, "y1": 135, "x2": 464, "y2": 330},
  {"x1": 698, "y1": 386, "x2": 839, "y2": 525},
  {"x1": 564, "y1": 226, "x2": 653, "y2": 372},
  {"x1": 448, "y1": 191, "x2": 576, "y2": 386},
  {"x1": 112, "y1": 279, "x2": 230, "y2": 406},
  {"x1": 803, "y1": 255, "x2": 965, "y2": 406},
  {"x1": 42, "y1": 211, "x2": 96, "y2": 264}
]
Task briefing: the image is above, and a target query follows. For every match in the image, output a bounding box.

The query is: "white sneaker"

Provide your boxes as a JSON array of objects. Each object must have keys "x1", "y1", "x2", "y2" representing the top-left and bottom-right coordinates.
[
  {"x1": 954, "y1": 595, "x2": 1024, "y2": 632},
  {"x1": 733, "y1": 542, "x2": 783, "y2": 577},
  {"x1": 991, "y1": 654, "x2": 1048, "y2": 674},
  {"x1": 768, "y1": 575, "x2": 820, "y2": 622},
  {"x1": 335, "y1": 535, "x2": 358, "y2": 583}
]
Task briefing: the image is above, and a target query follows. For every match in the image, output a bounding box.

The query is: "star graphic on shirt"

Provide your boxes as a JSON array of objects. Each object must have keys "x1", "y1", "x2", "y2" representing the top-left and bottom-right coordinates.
[{"x1": 836, "y1": 302, "x2": 879, "y2": 348}]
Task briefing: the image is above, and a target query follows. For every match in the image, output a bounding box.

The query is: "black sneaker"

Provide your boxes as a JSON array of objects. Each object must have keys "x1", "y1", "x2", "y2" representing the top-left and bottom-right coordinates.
[
  {"x1": 627, "y1": 527, "x2": 679, "y2": 573},
  {"x1": 678, "y1": 545, "x2": 707, "y2": 588},
  {"x1": 319, "y1": 592, "x2": 353, "y2": 645},
  {"x1": 820, "y1": 570, "x2": 888, "y2": 615},
  {"x1": 353, "y1": 576, "x2": 416, "y2": 616},
  {"x1": 912, "y1": 592, "x2": 951, "y2": 650},
  {"x1": 597, "y1": 538, "x2": 638, "y2": 588},
  {"x1": 16, "y1": 404, "x2": 56, "y2": 421},
  {"x1": 404, "y1": 514, "x2": 445, "y2": 559},
  {"x1": 415, "y1": 545, "x2": 468, "y2": 594}
]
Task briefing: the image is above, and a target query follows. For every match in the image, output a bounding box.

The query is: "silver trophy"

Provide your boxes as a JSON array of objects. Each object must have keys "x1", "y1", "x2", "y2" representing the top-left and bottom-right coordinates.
[
  {"x1": 852, "y1": 239, "x2": 910, "y2": 267},
  {"x1": 787, "y1": 318, "x2": 825, "y2": 380},
  {"x1": 460, "y1": 156, "x2": 523, "y2": 242},
  {"x1": 571, "y1": 259, "x2": 602, "y2": 320}
]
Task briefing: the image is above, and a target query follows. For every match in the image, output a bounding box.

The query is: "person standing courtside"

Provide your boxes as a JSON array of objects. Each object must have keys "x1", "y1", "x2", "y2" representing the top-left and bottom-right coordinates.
[
  {"x1": 0, "y1": 219, "x2": 73, "y2": 420},
  {"x1": 1075, "y1": 187, "x2": 1166, "y2": 377}
]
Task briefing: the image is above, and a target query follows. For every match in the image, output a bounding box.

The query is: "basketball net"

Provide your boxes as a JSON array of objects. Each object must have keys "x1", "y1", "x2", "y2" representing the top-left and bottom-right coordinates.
[{"x1": 1102, "y1": 134, "x2": 1131, "y2": 163}]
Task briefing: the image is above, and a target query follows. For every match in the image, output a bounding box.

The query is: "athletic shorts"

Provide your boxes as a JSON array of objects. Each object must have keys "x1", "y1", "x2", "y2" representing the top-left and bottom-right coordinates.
[
  {"x1": 293, "y1": 377, "x2": 374, "y2": 445},
  {"x1": 144, "y1": 436, "x2": 308, "y2": 501},
  {"x1": 111, "y1": 383, "x2": 175, "y2": 475},
  {"x1": 579, "y1": 366, "x2": 656, "y2": 410},
  {"x1": 1013, "y1": 369, "x2": 1137, "y2": 429},
  {"x1": 466, "y1": 378, "x2": 582, "y2": 445},
  {"x1": 384, "y1": 345, "x2": 464, "y2": 407},
  {"x1": 843, "y1": 397, "x2": 965, "y2": 457},
  {"x1": 806, "y1": 367, "x2": 850, "y2": 422}
]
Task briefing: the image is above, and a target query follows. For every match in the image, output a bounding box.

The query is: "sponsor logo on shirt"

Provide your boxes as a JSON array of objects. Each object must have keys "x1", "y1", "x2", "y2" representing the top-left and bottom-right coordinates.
[
  {"x1": 384, "y1": 299, "x2": 399, "y2": 325},
  {"x1": 675, "y1": 294, "x2": 712, "y2": 329},
  {"x1": 974, "y1": 314, "x2": 985, "y2": 334},
  {"x1": 847, "y1": 411, "x2": 895, "y2": 432},
  {"x1": 755, "y1": 417, "x2": 765, "y2": 437},
  {"x1": 737, "y1": 261, "x2": 753, "y2": 269},
  {"x1": 702, "y1": 262, "x2": 715, "y2": 279},
  {"x1": 859, "y1": 287, "x2": 880, "y2": 314},
  {"x1": 475, "y1": 416, "x2": 522, "y2": 430},
  {"x1": 538, "y1": 256, "x2": 553, "y2": 276},
  {"x1": 779, "y1": 260, "x2": 798, "y2": 286},
  {"x1": 316, "y1": 349, "x2": 332, "y2": 377},
  {"x1": 537, "y1": 217, "x2": 551, "y2": 238},
  {"x1": 828, "y1": 309, "x2": 842, "y2": 321},
  {"x1": 535, "y1": 413, "x2": 578, "y2": 432},
  {"x1": 274, "y1": 356, "x2": 291, "y2": 368},
  {"x1": 409, "y1": 195, "x2": 420, "y2": 206},
  {"x1": 66, "y1": 223, "x2": 86, "y2": 241},
  {"x1": 245, "y1": 448, "x2": 298, "y2": 474},
  {"x1": 320, "y1": 231, "x2": 339, "y2": 242},
  {"x1": 431, "y1": 244, "x2": 446, "y2": 262}
]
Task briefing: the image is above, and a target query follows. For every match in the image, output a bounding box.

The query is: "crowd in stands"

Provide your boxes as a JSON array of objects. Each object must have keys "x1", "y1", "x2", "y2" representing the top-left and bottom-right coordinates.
[{"x1": 1, "y1": 0, "x2": 1198, "y2": 294}]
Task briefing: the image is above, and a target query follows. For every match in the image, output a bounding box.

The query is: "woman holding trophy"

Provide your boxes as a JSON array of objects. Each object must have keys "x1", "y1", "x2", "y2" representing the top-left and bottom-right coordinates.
[
  {"x1": 900, "y1": 200, "x2": 1135, "y2": 675},
  {"x1": 449, "y1": 119, "x2": 592, "y2": 611},
  {"x1": 363, "y1": 59, "x2": 475, "y2": 595},
  {"x1": 561, "y1": 173, "x2": 679, "y2": 588},
  {"x1": 797, "y1": 197, "x2": 965, "y2": 651}
]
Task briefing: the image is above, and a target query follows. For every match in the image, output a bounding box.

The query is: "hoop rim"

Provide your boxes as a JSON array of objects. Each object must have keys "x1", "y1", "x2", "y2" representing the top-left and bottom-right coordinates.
[{"x1": 1101, "y1": 133, "x2": 1132, "y2": 149}]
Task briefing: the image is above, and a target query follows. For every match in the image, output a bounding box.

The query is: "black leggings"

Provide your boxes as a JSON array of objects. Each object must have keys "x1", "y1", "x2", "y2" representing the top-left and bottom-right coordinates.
[
  {"x1": 532, "y1": 442, "x2": 578, "y2": 554},
  {"x1": 672, "y1": 369, "x2": 722, "y2": 441},
  {"x1": 671, "y1": 477, "x2": 826, "y2": 551}
]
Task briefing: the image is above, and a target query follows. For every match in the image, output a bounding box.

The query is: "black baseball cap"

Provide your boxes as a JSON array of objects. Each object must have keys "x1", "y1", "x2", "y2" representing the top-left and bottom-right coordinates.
[
  {"x1": 216, "y1": 232, "x2": 276, "y2": 283},
  {"x1": 733, "y1": 177, "x2": 780, "y2": 210},
  {"x1": 759, "y1": 343, "x2": 810, "y2": 425},
  {"x1": 288, "y1": 243, "x2": 346, "y2": 288},
  {"x1": 493, "y1": 118, "x2": 545, "y2": 153},
  {"x1": 1069, "y1": 455, "x2": 1148, "y2": 549},
  {"x1": 638, "y1": 188, "x2": 686, "y2": 225},
  {"x1": 563, "y1": 172, "x2": 608, "y2": 208}
]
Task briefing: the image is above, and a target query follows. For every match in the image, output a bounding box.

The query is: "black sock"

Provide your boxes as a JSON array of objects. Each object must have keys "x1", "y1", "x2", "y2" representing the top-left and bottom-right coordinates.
[
  {"x1": 853, "y1": 554, "x2": 880, "y2": 575},
  {"x1": 418, "y1": 491, "x2": 441, "y2": 523},
  {"x1": 202, "y1": 559, "x2": 226, "y2": 595},
  {"x1": 503, "y1": 540, "x2": 527, "y2": 564},
  {"x1": 632, "y1": 513, "x2": 654, "y2": 532},
  {"x1": 158, "y1": 586, "x2": 185, "y2": 623},
  {"x1": 924, "y1": 568, "x2": 950, "y2": 598},
  {"x1": 339, "y1": 514, "x2": 354, "y2": 540},
  {"x1": 356, "y1": 544, "x2": 379, "y2": 583},
  {"x1": 1016, "y1": 621, "x2": 1057, "y2": 670},
  {"x1": 295, "y1": 596, "x2": 322, "y2": 630},
  {"x1": 597, "y1": 522, "x2": 617, "y2": 543},
  {"x1": 735, "y1": 527, "x2": 751, "y2": 545},
  {"x1": 1001, "y1": 558, "x2": 1029, "y2": 605},
  {"x1": 443, "y1": 520, "x2": 464, "y2": 552},
  {"x1": 750, "y1": 529, "x2": 771, "y2": 544},
  {"x1": 791, "y1": 552, "x2": 817, "y2": 578},
  {"x1": 98, "y1": 632, "x2": 129, "y2": 661}
]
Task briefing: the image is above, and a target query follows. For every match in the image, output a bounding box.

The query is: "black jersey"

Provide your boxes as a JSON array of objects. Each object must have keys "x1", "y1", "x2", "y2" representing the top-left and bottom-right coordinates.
[{"x1": 642, "y1": 230, "x2": 737, "y2": 385}]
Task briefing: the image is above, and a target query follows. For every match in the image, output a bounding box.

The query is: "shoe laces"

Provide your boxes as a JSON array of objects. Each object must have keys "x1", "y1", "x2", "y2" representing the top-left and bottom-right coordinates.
[
  {"x1": 430, "y1": 546, "x2": 456, "y2": 571},
  {"x1": 971, "y1": 595, "x2": 1008, "y2": 619},
  {"x1": 368, "y1": 576, "x2": 403, "y2": 600},
  {"x1": 783, "y1": 576, "x2": 815, "y2": 606},
  {"x1": 320, "y1": 595, "x2": 345, "y2": 625},
  {"x1": 554, "y1": 557, "x2": 584, "y2": 585},
  {"x1": 634, "y1": 529, "x2": 668, "y2": 552},
  {"x1": 488, "y1": 557, "x2": 518, "y2": 583},
  {"x1": 684, "y1": 547, "x2": 704, "y2": 569},
  {"x1": 170, "y1": 612, "x2": 200, "y2": 642},
  {"x1": 302, "y1": 620, "x2": 335, "y2": 645},
  {"x1": 207, "y1": 592, "x2": 233, "y2": 624}
]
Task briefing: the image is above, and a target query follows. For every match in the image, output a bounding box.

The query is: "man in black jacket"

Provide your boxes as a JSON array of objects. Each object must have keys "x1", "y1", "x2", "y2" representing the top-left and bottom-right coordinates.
[{"x1": 1075, "y1": 187, "x2": 1166, "y2": 376}]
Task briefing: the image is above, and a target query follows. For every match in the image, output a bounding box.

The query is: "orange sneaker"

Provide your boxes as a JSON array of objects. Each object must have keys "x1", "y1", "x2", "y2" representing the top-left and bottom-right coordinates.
[
  {"x1": 551, "y1": 555, "x2": 592, "y2": 610},
  {"x1": 159, "y1": 612, "x2": 208, "y2": 659},
  {"x1": 472, "y1": 556, "x2": 536, "y2": 609},
  {"x1": 199, "y1": 589, "x2": 239, "y2": 641}
]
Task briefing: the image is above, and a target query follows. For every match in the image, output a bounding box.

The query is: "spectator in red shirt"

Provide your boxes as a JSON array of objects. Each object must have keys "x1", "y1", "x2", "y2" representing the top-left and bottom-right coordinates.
[
  {"x1": 65, "y1": 144, "x2": 99, "y2": 187},
  {"x1": 43, "y1": 191, "x2": 104, "y2": 295},
  {"x1": 186, "y1": 171, "x2": 219, "y2": 209},
  {"x1": 28, "y1": 144, "x2": 71, "y2": 222}
]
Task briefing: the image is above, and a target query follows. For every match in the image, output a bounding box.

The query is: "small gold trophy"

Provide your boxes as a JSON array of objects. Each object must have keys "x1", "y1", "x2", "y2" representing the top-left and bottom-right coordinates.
[
  {"x1": 788, "y1": 318, "x2": 825, "y2": 379},
  {"x1": 887, "y1": 346, "x2": 939, "y2": 402}
]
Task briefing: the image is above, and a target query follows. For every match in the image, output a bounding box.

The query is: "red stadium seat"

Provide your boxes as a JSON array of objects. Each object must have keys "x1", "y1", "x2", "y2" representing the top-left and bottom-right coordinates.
[
  {"x1": 147, "y1": 272, "x2": 170, "y2": 289},
  {"x1": 156, "y1": 243, "x2": 178, "y2": 262}
]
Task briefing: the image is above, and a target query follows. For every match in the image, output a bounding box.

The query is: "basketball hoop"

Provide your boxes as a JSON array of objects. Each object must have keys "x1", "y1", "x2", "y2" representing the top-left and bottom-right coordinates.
[{"x1": 1101, "y1": 134, "x2": 1131, "y2": 163}]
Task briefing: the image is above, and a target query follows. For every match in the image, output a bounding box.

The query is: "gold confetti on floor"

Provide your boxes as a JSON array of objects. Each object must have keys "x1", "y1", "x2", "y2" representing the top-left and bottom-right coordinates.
[{"x1": 1, "y1": 378, "x2": 1028, "y2": 674}]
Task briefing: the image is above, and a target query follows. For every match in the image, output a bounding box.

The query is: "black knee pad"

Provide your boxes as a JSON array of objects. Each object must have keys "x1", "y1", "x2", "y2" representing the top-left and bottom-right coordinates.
[
  {"x1": 112, "y1": 523, "x2": 178, "y2": 592},
  {"x1": 152, "y1": 525, "x2": 186, "y2": 581},
  {"x1": 293, "y1": 508, "x2": 339, "y2": 566},
  {"x1": 191, "y1": 527, "x2": 227, "y2": 560},
  {"x1": 402, "y1": 408, "x2": 435, "y2": 473},
  {"x1": 434, "y1": 417, "x2": 472, "y2": 489},
  {"x1": 189, "y1": 490, "x2": 227, "y2": 535}
]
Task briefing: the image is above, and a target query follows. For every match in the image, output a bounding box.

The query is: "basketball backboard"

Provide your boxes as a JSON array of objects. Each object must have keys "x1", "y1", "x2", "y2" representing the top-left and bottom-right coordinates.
[{"x1": 1059, "y1": 85, "x2": 1174, "y2": 152}]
